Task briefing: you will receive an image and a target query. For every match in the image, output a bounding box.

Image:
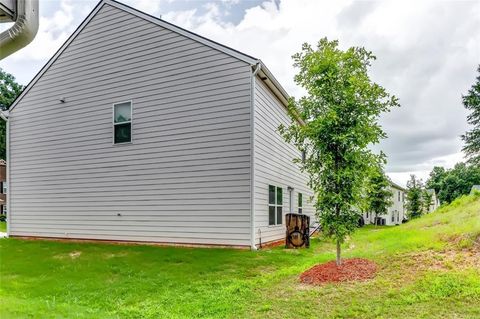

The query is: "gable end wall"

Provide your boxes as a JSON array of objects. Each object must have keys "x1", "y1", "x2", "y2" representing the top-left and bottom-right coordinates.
[{"x1": 9, "y1": 3, "x2": 253, "y2": 246}]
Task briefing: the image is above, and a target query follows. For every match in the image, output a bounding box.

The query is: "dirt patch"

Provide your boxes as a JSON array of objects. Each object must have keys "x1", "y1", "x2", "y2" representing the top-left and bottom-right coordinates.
[
  {"x1": 69, "y1": 251, "x2": 81, "y2": 259},
  {"x1": 103, "y1": 252, "x2": 129, "y2": 259},
  {"x1": 53, "y1": 251, "x2": 82, "y2": 260},
  {"x1": 402, "y1": 248, "x2": 480, "y2": 272},
  {"x1": 442, "y1": 232, "x2": 480, "y2": 250},
  {"x1": 421, "y1": 220, "x2": 449, "y2": 229},
  {"x1": 300, "y1": 258, "x2": 377, "y2": 285}
]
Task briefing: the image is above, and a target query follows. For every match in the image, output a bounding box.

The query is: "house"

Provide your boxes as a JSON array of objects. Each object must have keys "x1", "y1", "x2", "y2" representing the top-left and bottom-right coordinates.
[
  {"x1": 471, "y1": 185, "x2": 480, "y2": 194},
  {"x1": 426, "y1": 189, "x2": 440, "y2": 212},
  {"x1": 4, "y1": 0, "x2": 315, "y2": 249},
  {"x1": 363, "y1": 181, "x2": 406, "y2": 226}
]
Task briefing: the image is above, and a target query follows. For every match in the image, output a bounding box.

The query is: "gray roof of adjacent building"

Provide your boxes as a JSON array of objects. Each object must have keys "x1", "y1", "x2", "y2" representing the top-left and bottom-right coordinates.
[{"x1": 390, "y1": 181, "x2": 406, "y2": 192}]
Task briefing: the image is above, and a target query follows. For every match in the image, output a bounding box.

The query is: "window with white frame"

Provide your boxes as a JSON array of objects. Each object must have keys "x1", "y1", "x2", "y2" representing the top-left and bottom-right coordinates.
[
  {"x1": 268, "y1": 185, "x2": 283, "y2": 225},
  {"x1": 113, "y1": 101, "x2": 132, "y2": 144},
  {"x1": 298, "y1": 192, "x2": 303, "y2": 214},
  {"x1": 2, "y1": 182, "x2": 5, "y2": 195}
]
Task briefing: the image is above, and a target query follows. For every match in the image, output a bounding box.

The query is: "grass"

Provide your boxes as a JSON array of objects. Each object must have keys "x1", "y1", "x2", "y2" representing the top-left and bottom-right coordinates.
[
  {"x1": 0, "y1": 193, "x2": 479, "y2": 318},
  {"x1": 0, "y1": 221, "x2": 5, "y2": 232}
]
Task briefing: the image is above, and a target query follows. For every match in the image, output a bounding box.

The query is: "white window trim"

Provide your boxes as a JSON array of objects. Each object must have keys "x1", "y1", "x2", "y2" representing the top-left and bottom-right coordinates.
[
  {"x1": 268, "y1": 185, "x2": 283, "y2": 226},
  {"x1": 112, "y1": 100, "x2": 133, "y2": 145},
  {"x1": 298, "y1": 192, "x2": 303, "y2": 214}
]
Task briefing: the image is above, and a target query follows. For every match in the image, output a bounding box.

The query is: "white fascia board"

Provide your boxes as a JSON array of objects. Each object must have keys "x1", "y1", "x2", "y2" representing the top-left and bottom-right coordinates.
[
  {"x1": 258, "y1": 61, "x2": 290, "y2": 107},
  {"x1": 103, "y1": 0, "x2": 259, "y2": 66}
]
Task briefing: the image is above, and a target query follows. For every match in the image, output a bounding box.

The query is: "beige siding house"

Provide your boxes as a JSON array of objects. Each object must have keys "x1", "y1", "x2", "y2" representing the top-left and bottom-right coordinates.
[
  {"x1": 426, "y1": 189, "x2": 440, "y2": 212},
  {"x1": 363, "y1": 182, "x2": 406, "y2": 226},
  {"x1": 5, "y1": 0, "x2": 313, "y2": 249}
]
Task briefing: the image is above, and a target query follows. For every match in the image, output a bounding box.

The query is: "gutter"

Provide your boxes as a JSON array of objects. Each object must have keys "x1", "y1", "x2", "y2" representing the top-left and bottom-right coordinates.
[
  {"x1": 0, "y1": 0, "x2": 39, "y2": 60},
  {"x1": 0, "y1": 110, "x2": 9, "y2": 237},
  {"x1": 256, "y1": 61, "x2": 305, "y2": 125},
  {"x1": 250, "y1": 62, "x2": 261, "y2": 250}
]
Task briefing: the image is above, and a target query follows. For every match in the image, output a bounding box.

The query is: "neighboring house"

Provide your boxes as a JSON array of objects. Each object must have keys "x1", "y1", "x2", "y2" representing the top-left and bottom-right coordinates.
[
  {"x1": 471, "y1": 185, "x2": 480, "y2": 194},
  {"x1": 363, "y1": 182, "x2": 406, "y2": 226},
  {"x1": 426, "y1": 189, "x2": 440, "y2": 213},
  {"x1": 0, "y1": 160, "x2": 6, "y2": 216},
  {"x1": 5, "y1": 0, "x2": 314, "y2": 248}
]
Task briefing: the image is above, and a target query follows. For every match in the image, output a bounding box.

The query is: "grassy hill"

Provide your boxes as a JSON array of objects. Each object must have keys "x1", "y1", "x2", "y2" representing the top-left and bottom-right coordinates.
[{"x1": 0, "y1": 193, "x2": 479, "y2": 318}]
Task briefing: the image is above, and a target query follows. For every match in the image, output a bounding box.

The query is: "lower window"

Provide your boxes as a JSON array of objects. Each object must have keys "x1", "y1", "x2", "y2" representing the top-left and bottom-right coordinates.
[
  {"x1": 298, "y1": 192, "x2": 303, "y2": 214},
  {"x1": 268, "y1": 185, "x2": 283, "y2": 225}
]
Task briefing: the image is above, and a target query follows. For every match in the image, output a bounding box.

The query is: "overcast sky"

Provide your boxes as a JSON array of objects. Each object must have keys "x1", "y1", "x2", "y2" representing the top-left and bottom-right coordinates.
[{"x1": 1, "y1": 0, "x2": 479, "y2": 187}]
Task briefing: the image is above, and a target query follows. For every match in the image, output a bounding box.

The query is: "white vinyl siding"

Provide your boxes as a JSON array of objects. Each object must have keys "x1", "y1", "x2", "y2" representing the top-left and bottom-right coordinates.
[
  {"x1": 9, "y1": 3, "x2": 252, "y2": 246},
  {"x1": 253, "y1": 78, "x2": 315, "y2": 245}
]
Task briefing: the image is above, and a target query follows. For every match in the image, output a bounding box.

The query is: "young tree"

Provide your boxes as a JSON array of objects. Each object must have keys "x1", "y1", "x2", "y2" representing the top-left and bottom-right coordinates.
[
  {"x1": 279, "y1": 38, "x2": 399, "y2": 265},
  {"x1": 0, "y1": 68, "x2": 24, "y2": 160},
  {"x1": 405, "y1": 175, "x2": 423, "y2": 219},
  {"x1": 421, "y1": 190, "x2": 433, "y2": 214},
  {"x1": 461, "y1": 65, "x2": 480, "y2": 165},
  {"x1": 366, "y1": 163, "x2": 393, "y2": 224},
  {"x1": 425, "y1": 166, "x2": 446, "y2": 195}
]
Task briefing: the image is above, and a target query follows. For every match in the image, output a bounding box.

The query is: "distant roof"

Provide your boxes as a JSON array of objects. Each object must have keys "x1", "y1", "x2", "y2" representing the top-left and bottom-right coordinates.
[
  {"x1": 9, "y1": 0, "x2": 290, "y2": 112},
  {"x1": 390, "y1": 181, "x2": 406, "y2": 192}
]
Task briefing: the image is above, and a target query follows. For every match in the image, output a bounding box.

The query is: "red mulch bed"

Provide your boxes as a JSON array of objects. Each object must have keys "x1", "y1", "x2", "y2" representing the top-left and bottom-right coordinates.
[{"x1": 300, "y1": 258, "x2": 377, "y2": 285}]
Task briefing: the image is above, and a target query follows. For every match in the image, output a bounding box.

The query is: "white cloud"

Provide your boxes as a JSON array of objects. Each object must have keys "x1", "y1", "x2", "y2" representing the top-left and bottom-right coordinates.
[
  {"x1": 5, "y1": 0, "x2": 75, "y2": 61},
  {"x1": 160, "y1": 0, "x2": 479, "y2": 186},
  {"x1": 1, "y1": 0, "x2": 478, "y2": 186},
  {"x1": 129, "y1": 0, "x2": 163, "y2": 16}
]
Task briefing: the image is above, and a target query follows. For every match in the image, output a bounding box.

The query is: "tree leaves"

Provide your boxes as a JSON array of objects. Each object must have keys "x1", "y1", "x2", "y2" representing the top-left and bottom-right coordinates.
[
  {"x1": 0, "y1": 68, "x2": 24, "y2": 160},
  {"x1": 461, "y1": 65, "x2": 480, "y2": 165},
  {"x1": 426, "y1": 163, "x2": 480, "y2": 204},
  {"x1": 280, "y1": 38, "x2": 399, "y2": 262}
]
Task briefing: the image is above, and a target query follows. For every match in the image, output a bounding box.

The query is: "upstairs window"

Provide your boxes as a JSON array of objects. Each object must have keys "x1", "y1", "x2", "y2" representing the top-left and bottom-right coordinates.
[
  {"x1": 298, "y1": 192, "x2": 303, "y2": 214},
  {"x1": 268, "y1": 185, "x2": 283, "y2": 225},
  {"x1": 113, "y1": 101, "x2": 132, "y2": 144}
]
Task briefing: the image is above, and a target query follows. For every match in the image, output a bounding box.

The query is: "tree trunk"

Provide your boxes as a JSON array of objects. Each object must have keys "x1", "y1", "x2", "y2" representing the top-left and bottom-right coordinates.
[{"x1": 336, "y1": 239, "x2": 341, "y2": 266}]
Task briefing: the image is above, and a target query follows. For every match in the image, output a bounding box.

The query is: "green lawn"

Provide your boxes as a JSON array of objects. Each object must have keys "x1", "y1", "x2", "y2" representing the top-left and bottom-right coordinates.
[
  {"x1": 1, "y1": 194, "x2": 479, "y2": 319},
  {"x1": 0, "y1": 221, "x2": 5, "y2": 233}
]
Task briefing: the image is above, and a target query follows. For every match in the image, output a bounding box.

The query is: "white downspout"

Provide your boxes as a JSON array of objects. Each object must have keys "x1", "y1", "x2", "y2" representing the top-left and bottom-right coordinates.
[
  {"x1": 0, "y1": 111, "x2": 9, "y2": 237},
  {"x1": 250, "y1": 62, "x2": 261, "y2": 250},
  {"x1": 0, "y1": 0, "x2": 39, "y2": 60}
]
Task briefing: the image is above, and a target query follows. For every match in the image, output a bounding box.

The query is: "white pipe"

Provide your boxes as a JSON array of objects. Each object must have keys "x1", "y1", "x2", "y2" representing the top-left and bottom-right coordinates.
[
  {"x1": 5, "y1": 117, "x2": 9, "y2": 237},
  {"x1": 250, "y1": 62, "x2": 261, "y2": 250},
  {"x1": 0, "y1": 111, "x2": 8, "y2": 121},
  {"x1": 1, "y1": 110, "x2": 9, "y2": 237},
  {"x1": 0, "y1": 0, "x2": 39, "y2": 60}
]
